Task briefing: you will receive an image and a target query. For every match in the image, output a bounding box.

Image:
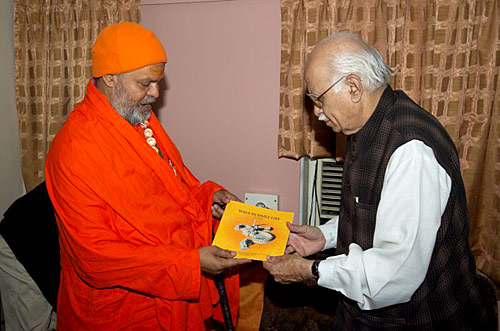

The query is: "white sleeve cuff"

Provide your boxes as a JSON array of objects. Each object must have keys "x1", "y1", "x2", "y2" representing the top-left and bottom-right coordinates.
[{"x1": 318, "y1": 215, "x2": 339, "y2": 250}]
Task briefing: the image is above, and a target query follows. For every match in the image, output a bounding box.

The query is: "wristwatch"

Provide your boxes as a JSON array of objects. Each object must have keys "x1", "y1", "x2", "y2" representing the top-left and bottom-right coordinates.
[{"x1": 311, "y1": 260, "x2": 321, "y2": 281}]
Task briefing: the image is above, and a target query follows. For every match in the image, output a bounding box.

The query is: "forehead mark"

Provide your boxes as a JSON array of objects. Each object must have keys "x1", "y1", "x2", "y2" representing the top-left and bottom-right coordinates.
[{"x1": 150, "y1": 68, "x2": 164, "y2": 75}]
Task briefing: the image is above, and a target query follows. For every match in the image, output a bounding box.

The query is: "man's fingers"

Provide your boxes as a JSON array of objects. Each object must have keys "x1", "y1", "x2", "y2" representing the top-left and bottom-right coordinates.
[
  {"x1": 219, "y1": 191, "x2": 231, "y2": 202},
  {"x1": 262, "y1": 261, "x2": 272, "y2": 271},
  {"x1": 287, "y1": 222, "x2": 306, "y2": 234},
  {"x1": 211, "y1": 246, "x2": 251, "y2": 266},
  {"x1": 265, "y1": 255, "x2": 285, "y2": 263},
  {"x1": 214, "y1": 190, "x2": 236, "y2": 203},
  {"x1": 211, "y1": 204, "x2": 224, "y2": 218},
  {"x1": 211, "y1": 246, "x2": 236, "y2": 258},
  {"x1": 225, "y1": 257, "x2": 251, "y2": 268}
]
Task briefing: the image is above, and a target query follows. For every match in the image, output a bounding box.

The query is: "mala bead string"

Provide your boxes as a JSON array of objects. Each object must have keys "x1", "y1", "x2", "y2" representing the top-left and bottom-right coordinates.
[{"x1": 139, "y1": 120, "x2": 177, "y2": 176}]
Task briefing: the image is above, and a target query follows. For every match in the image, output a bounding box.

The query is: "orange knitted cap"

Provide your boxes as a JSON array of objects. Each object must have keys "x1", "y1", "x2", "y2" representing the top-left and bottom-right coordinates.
[{"x1": 92, "y1": 22, "x2": 167, "y2": 77}]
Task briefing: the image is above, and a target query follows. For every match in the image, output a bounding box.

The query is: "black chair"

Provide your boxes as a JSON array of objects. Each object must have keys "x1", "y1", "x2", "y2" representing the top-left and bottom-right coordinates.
[{"x1": 0, "y1": 182, "x2": 60, "y2": 309}]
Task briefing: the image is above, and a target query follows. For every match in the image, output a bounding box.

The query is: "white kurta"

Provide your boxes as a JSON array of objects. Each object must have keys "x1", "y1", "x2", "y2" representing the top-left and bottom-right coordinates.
[{"x1": 318, "y1": 139, "x2": 451, "y2": 310}]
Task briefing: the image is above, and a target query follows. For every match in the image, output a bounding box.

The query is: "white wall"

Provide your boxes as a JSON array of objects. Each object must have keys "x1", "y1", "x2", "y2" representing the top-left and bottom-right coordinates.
[
  {"x1": 141, "y1": 0, "x2": 301, "y2": 215},
  {"x1": 0, "y1": 1, "x2": 25, "y2": 215}
]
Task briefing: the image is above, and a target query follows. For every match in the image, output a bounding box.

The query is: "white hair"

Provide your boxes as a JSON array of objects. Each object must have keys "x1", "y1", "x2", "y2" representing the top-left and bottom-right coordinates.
[{"x1": 325, "y1": 32, "x2": 393, "y2": 93}]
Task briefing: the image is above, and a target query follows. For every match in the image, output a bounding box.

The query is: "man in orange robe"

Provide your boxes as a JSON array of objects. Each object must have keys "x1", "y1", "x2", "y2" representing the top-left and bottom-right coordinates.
[{"x1": 45, "y1": 22, "x2": 249, "y2": 330}]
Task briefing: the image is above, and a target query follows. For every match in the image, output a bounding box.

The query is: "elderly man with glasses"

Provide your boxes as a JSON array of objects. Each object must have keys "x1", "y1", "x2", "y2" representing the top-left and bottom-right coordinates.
[{"x1": 263, "y1": 32, "x2": 491, "y2": 330}]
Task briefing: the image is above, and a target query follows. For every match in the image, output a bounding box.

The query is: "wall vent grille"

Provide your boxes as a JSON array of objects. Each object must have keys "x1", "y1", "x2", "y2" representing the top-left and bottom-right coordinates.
[
  {"x1": 317, "y1": 160, "x2": 343, "y2": 221},
  {"x1": 301, "y1": 157, "x2": 343, "y2": 226}
]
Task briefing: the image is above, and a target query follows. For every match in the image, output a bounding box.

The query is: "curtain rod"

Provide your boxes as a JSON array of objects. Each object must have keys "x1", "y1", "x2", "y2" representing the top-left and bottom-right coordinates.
[{"x1": 141, "y1": 0, "x2": 239, "y2": 6}]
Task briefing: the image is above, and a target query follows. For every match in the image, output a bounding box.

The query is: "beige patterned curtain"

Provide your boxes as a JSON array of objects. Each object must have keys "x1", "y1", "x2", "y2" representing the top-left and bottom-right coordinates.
[
  {"x1": 14, "y1": 0, "x2": 141, "y2": 191},
  {"x1": 279, "y1": 0, "x2": 500, "y2": 284}
]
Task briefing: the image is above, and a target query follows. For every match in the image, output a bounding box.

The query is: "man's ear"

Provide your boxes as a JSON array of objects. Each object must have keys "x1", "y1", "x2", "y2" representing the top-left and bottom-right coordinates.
[
  {"x1": 101, "y1": 74, "x2": 117, "y2": 88},
  {"x1": 347, "y1": 74, "x2": 363, "y2": 103}
]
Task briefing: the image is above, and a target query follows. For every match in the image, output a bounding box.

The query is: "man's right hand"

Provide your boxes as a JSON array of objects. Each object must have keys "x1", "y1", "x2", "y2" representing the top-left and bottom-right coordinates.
[
  {"x1": 285, "y1": 223, "x2": 326, "y2": 257},
  {"x1": 198, "y1": 245, "x2": 251, "y2": 275}
]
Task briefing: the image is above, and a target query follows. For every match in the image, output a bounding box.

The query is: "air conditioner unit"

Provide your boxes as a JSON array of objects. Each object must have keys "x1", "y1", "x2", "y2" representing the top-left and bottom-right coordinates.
[{"x1": 299, "y1": 157, "x2": 343, "y2": 226}]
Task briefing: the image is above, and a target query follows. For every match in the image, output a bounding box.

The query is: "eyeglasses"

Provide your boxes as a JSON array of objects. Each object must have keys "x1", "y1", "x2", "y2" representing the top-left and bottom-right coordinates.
[{"x1": 306, "y1": 76, "x2": 346, "y2": 108}]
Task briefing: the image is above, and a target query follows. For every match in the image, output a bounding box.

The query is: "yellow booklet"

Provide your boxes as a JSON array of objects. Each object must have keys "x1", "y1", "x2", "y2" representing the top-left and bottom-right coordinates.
[{"x1": 212, "y1": 201, "x2": 294, "y2": 261}]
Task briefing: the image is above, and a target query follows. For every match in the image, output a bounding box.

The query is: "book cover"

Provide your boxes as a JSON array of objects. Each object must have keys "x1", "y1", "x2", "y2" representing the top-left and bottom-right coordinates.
[{"x1": 212, "y1": 201, "x2": 294, "y2": 261}]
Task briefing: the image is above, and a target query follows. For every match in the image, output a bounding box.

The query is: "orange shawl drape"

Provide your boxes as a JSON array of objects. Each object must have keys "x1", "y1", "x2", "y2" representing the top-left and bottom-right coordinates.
[{"x1": 45, "y1": 81, "x2": 238, "y2": 330}]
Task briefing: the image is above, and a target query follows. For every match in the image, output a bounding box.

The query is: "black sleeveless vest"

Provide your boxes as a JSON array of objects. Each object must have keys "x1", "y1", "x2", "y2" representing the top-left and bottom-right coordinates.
[{"x1": 333, "y1": 86, "x2": 489, "y2": 330}]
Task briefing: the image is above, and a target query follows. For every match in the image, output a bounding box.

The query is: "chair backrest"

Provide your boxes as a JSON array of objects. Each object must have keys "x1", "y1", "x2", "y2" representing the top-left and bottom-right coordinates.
[{"x1": 0, "y1": 181, "x2": 60, "y2": 309}]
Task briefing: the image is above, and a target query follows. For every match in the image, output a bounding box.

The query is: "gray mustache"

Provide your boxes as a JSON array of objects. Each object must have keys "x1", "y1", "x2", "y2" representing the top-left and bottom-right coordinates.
[{"x1": 140, "y1": 97, "x2": 156, "y2": 105}]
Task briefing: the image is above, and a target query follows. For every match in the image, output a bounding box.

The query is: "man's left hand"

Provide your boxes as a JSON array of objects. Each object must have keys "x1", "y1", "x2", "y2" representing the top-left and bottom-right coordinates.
[
  {"x1": 212, "y1": 190, "x2": 241, "y2": 219},
  {"x1": 199, "y1": 245, "x2": 251, "y2": 275},
  {"x1": 263, "y1": 254, "x2": 315, "y2": 285}
]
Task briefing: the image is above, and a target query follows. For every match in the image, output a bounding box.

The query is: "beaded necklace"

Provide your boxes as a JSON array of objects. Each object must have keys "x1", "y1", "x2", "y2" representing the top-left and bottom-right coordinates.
[{"x1": 140, "y1": 120, "x2": 177, "y2": 176}]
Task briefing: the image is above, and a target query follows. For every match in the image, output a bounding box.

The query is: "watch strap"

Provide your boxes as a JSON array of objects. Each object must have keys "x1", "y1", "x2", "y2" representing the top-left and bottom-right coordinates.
[{"x1": 311, "y1": 260, "x2": 321, "y2": 281}]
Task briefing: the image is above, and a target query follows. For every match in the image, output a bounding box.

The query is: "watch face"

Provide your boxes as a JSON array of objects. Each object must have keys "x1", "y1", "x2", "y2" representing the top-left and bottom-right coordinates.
[{"x1": 312, "y1": 260, "x2": 320, "y2": 280}]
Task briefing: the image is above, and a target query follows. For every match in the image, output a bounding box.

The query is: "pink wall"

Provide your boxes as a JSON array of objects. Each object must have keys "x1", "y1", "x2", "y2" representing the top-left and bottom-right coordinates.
[{"x1": 141, "y1": 0, "x2": 300, "y2": 215}]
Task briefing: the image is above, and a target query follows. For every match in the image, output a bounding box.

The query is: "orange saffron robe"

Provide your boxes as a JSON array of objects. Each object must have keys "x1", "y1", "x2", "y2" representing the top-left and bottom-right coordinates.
[{"x1": 45, "y1": 81, "x2": 238, "y2": 330}]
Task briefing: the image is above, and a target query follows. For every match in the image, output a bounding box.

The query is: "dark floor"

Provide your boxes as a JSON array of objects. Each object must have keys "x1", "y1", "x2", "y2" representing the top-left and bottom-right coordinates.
[
  {"x1": 259, "y1": 277, "x2": 338, "y2": 331},
  {"x1": 260, "y1": 269, "x2": 499, "y2": 331}
]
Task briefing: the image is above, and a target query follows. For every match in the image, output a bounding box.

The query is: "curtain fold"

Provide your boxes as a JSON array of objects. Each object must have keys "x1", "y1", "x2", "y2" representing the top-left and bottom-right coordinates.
[
  {"x1": 279, "y1": 0, "x2": 499, "y2": 284},
  {"x1": 14, "y1": 0, "x2": 141, "y2": 191}
]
